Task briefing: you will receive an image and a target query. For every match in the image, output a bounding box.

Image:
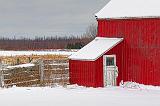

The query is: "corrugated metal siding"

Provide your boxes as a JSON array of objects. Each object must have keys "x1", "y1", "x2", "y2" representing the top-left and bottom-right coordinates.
[
  {"x1": 95, "y1": 57, "x2": 104, "y2": 87},
  {"x1": 97, "y1": 18, "x2": 160, "y2": 86},
  {"x1": 69, "y1": 60, "x2": 97, "y2": 87}
]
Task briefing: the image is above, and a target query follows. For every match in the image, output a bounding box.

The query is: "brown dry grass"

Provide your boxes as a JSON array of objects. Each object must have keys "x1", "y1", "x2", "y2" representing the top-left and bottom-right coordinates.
[{"x1": 0, "y1": 54, "x2": 68, "y2": 65}]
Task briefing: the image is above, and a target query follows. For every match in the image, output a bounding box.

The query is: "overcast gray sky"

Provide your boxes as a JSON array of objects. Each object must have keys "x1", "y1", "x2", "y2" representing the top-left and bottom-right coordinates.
[{"x1": 0, "y1": 0, "x2": 109, "y2": 38}]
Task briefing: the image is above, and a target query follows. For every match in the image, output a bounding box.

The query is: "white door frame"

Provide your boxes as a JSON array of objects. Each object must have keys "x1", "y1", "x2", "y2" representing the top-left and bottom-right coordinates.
[{"x1": 103, "y1": 55, "x2": 117, "y2": 86}]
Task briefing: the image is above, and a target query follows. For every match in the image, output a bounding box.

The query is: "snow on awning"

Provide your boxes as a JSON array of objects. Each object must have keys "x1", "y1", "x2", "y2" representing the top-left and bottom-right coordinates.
[
  {"x1": 95, "y1": 0, "x2": 160, "y2": 19},
  {"x1": 69, "y1": 37, "x2": 123, "y2": 61}
]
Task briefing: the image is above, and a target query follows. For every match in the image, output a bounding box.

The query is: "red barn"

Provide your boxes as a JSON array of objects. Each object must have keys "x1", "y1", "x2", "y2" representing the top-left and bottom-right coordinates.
[{"x1": 69, "y1": 0, "x2": 160, "y2": 87}]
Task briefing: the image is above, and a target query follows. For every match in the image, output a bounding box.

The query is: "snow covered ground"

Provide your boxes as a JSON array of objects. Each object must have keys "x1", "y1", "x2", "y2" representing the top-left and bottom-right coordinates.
[
  {"x1": 0, "y1": 50, "x2": 77, "y2": 56},
  {"x1": 0, "y1": 84, "x2": 160, "y2": 106}
]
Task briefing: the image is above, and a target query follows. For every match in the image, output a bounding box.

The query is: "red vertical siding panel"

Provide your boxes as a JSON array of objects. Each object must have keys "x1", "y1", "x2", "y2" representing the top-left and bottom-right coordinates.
[
  {"x1": 98, "y1": 20, "x2": 103, "y2": 37},
  {"x1": 98, "y1": 18, "x2": 160, "y2": 86},
  {"x1": 95, "y1": 57, "x2": 104, "y2": 87},
  {"x1": 69, "y1": 60, "x2": 98, "y2": 87},
  {"x1": 70, "y1": 18, "x2": 160, "y2": 87},
  {"x1": 69, "y1": 58, "x2": 104, "y2": 87}
]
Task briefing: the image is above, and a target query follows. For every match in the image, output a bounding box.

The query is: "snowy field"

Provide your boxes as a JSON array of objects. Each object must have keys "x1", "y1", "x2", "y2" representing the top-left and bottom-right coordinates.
[
  {"x1": 0, "y1": 50, "x2": 76, "y2": 56},
  {"x1": 0, "y1": 84, "x2": 160, "y2": 106}
]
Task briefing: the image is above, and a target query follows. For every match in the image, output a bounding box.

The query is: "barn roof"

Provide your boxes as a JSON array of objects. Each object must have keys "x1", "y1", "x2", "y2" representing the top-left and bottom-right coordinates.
[
  {"x1": 95, "y1": 0, "x2": 160, "y2": 19},
  {"x1": 69, "y1": 37, "x2": 123, "y2": 61}
]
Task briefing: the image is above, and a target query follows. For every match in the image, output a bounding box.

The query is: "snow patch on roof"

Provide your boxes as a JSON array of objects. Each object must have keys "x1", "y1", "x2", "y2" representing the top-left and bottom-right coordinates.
[
  {"x1": 95, "y1": 0, "x2": 160, "y2": 19},
  {"x1": 69, "y1": 37, "x2": 123, "y2": 61}
]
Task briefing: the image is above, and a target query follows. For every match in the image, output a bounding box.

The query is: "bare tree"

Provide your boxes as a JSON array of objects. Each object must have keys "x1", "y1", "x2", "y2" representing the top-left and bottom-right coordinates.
[{"x1": 85, "y1": 23, "x2": 97, "y2": 38}]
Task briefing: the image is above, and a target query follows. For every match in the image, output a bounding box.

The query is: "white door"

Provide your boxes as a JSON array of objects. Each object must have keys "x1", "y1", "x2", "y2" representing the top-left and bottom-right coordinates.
[{"x1": 103, "y1": 55, "x2": 118, "y2": 86}]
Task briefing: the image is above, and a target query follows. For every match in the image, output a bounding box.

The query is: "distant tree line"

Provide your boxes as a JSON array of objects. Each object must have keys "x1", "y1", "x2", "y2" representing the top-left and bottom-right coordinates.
[
  {"x1": 0, "y1": 23, "x2": 97, "y2": 50},
  {"x1": 0, "y1": 36, "x2": 93, "y2": 50}
]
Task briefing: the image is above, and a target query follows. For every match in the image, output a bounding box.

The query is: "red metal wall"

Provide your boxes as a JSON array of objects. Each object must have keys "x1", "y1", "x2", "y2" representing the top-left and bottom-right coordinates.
[
  {"x1": 97, "y1": 18, "x2": 160, "y2": 86},
  {"x1": 69, "y1": 60, "x2": 96, "y2": 87},
  {"x1": 95, "y1": 57, "x2": 104, "y2": 87},
  {"x1": 69, "y1": 44, "x2": 122, "y2": 87},
  {"x1": 69, "y1": 59, "x2": 104, "y2": 87}
]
